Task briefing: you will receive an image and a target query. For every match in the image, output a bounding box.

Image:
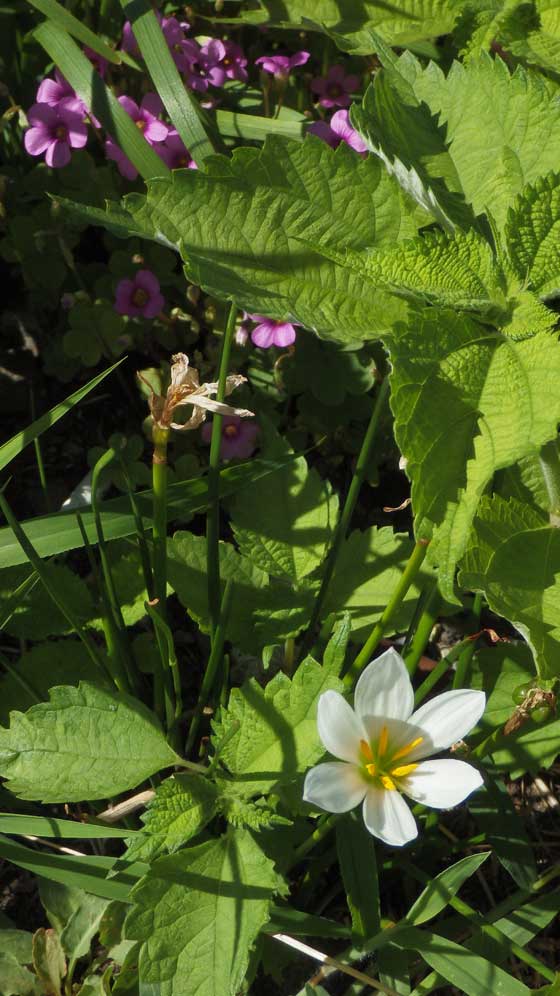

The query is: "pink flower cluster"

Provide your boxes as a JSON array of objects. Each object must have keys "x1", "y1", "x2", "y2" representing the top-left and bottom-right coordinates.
[{"x1": 24, "y1": 67, "x2": 90, "y2": 168}]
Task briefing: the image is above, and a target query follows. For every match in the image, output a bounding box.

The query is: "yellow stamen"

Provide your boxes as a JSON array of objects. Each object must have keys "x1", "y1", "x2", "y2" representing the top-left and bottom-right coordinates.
[
  {"x1": 390, "y1": 763, "x2": 418, "y2": 778},
  {"x1": 366, "y1": 762, "x2": 377, "y2": 776},
  {"x1": 380, "y1": 774, "x2": 396, "y2": 791},
  {"x1": 360, "y1": 739, "x2": 374, "y2": 763},
  {"x1": 378, "y1": 725, "x2": 389, "y2": 758},
  {"x1": 391, "y1": 736, "x2": 423, "y2": 761}
]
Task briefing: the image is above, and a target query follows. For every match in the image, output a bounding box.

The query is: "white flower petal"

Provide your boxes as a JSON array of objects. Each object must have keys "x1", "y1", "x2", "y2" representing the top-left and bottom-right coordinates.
[
  {"x1": 317, "y1": 690, "x2": 366, "y2": 763},
  {"x1": 354, "y1": 648, "x2": 414, "y2": 722},
  {"x1": 362, "y1": 785, "x2": 418, "y2": 847},
  {"x1": 402, "y1": 759, "x2": 484, "y2": 809},
  {"x1": 408, "y1": 689, "x2": 486, "y2": 759},
  {"x1": 303, "y1": 762, "x2": 367, "y2": 813}
]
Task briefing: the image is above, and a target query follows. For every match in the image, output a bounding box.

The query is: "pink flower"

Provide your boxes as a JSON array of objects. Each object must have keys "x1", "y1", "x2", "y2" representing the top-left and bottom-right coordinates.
[
  {"x1": 161, "y1": 16, "x2": 193, "y2": 72},
  {"x1": 36, "y1": 69, "x2": 86, "y2": 117},
  {"x1": 184, "y1": 39, "x2": 227, "y2": 92},
  {"x1": 105, "y1": 138, "x2": 138, "y2": 180},
  {"x1": 24, "y1": 102, "x2": 88, "y2": 168},
  {"x1": 308, "y1": 109, "x2": 367, "y2": 155},
  {"x1": 156, "y1": 130, "x2": 197, "y2": 170},
  {"x1": 311, "y1": 64, "x2": 360, "y2": 108},
  {"x1": 248, "y1": 314, "x2": 299, "y2": 348},
  {"x1": 121, "y1": 20, "x2": 141, "y2": 56},
  {"x1": 222, "y1": 40, "x2": 248, "y2": 82},
  {"x1": 114, "y1": 270, "x2": 165, "y2": 319},
  {"x1": 201, "y1": 415, "x2": 258, "y2": 460},
  {"x1": 255, "y1": 51, "x2": 310, "y2": 79},
  {"x1": 84, "y1": 45, "x2": 108, "y2": 78},
  {"x1": 118, "y1": 94, "x2": 169, "y2": 144}
]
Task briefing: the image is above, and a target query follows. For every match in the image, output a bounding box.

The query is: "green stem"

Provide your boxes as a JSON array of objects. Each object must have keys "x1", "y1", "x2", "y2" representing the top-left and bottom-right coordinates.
[
  {"x1": 344, "y1": 540, "x2": 430, "y2": 686},
  {"x1": 413, "y1": 656, "x2": 452, "y2": 707},
  {"x1": 185, "y1": 579, "x2": 234, "y2": 757},
  {"x1": 0, "y1": 647, "x2": 42, "y2": 704},
  {"x1": 0, "y1": 490, "x2": 109, "y2": 683},
  {"x1": 145, "y1": 599, "x2": 180, "y2": 735},
  {"x1": 30, "y1": 388, "x2": 50, "y2": 512},
  {"x1": 207, "y1": 301, "x2": 237, "y2": 638},
  {"x1": 402, "y1": 580, "x2": 441, "y2": 676},
  {"x1": 151, "y1": 424, "x2": 170, "y2": 721},
  {"x1": 291, "y1": 813, "x2": 342, "y2": 864},
  {"x1": 539, "y1": 438, "x2": 560, "y2": 520},
  {"x1": 302, "y1": 378, "x2": 390, "y2": 657},
  {"x1": 118, "y1": 456, "x2": 154, "y2": 599}
]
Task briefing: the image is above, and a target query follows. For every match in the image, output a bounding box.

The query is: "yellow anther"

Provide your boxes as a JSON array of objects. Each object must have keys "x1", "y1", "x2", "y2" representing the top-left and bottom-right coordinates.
[
  {"x1": 380, "y1": 774, "x2": 396, "y2": 791},
  {"x1": 390, "y1": 763, "x2": 418, "y2": 778},
  {"x1": 391, "y1": 736, "x2": 423, "y2": 761},
  {"x1": 378, "y1": 725, "x2": 389, "y2": 758},
  {"x1": 360, "y1": 739, "x2": 374, "y2": 763},
  {"x1": 366, "y1": 762, "x2": 377, "y2": 776}
]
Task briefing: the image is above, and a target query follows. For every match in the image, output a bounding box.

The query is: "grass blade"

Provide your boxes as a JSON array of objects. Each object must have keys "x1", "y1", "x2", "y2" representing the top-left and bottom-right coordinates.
[
  {"x1": 33, "y1": 20, "x2": 169, "y2": 181},
  {"x1": 0, "y1": 359, "x2": 125, "y2": 473},
  {"x1": 26, "y1": 0, "x2": 138, "y2": 68},
  {"x1": 0, "y1": 814, "x2": 136, "y2": 840},
  {"x1": 119, "y1": 0, "x2": 216, "y2": 165},
  {"x1": 216, "y1": 109, "x2": 308, "y2": 142}
]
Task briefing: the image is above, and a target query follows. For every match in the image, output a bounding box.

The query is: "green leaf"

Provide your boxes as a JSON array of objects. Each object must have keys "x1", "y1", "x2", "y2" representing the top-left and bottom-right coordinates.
[
  {"x1": 405, "y1": 853, "x2": 490, "y2": 927},
  {"x1": 336, "y1": 811, "x2": 380, "y2": 945},
  {"x1": 118, "y1": 0, "x2": 215, "y2": 166},
  {"x1": 0, "y1": 930, "x2": 33, "y2": 965},
  {"x1": 0, "y1": 953, "x2": 41, "y2": 996},
  {"x1": 0, "y1": 683, "x2": 179, "y2": 802},
  {"x1": 0, "y1": 640, "x2": 104, "y2": 725},
  {"x1": 0, "y1": 564, "x2": 95, "y2": 639},
  {"x1": 66, "y1": 136, "x2": 418, "y2": 342},
  {"x1": 394, "y1": 925, "x2": 531, "y2": 996},
  {"x1": 26, "y1": 0, "x2": 135, "y2": 67},
  {"x1": 283, "y1": 336, "x2": 375, "y2": 406},
  {"x1": 0, "y1": 813, "x2": 134, "y2": 840},
  {"x1": 230, "y1": 448, "x2": 337, "y2": 581},
  {"x1": 505, "y1": 172, "x2": 560, "y2": 297},
  {"x1": 32, "y1": 928, "x2": 66, "y2": 996},
  {"x1": 265, "y1": 905, "x2": 349, "y2": 939},
  {"x1": 323, "y1": 612, "x2": 352, "y2": 674},
  {"x1": 468, "y1": 780, "x2": 537, "y2": 890},
  {"x1": 125, "y1": 830, "x2": 280, "y2": 996},
  {"x1": 390, "y1": 311, "x2": 560, "y2": 601},
  {"x1": 126, "y1": 774, "x2": 219, "y2": 862},
  {"x1": 0, "y1": 359, "x2": 124, "y2": 473},
  {"x1": 323, "y1": 526, "x2": 431, "y2": 640},
  {"x1": 460, "y1": 495, "x2": 560, "y2": 678},
  {"x1": 64, "y1": 301, "x2": 127, "y2": 367},
  {"x1": 33, "y1": 21, "x2": 168, "y2": 182},
  {"x1": 39, "y1": 879, "x2": 109, "y2": 965},
  {"x1": 210, "y1": 657, "x2": 343, "y2": 795}
]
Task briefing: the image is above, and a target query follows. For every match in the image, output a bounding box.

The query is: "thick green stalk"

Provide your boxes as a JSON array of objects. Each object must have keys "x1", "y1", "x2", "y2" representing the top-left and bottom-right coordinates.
[
  {"x1": 301, "y1": 378, "x2": 390, "y2": 657},
  {"x1": 207, "y1": 302, "x2": 237, "y2": 638},
  {"x1": 402, "y1": 581, "x2": 441, "y2": 676},
  {"x1": 151, "y1": 424, "x2": 170, "y2": 721},
  {"x1": 453, "y1": 591, "x2": 482, "y2": 689},
  {"x1": 344, "y1": 540, "x2": 429, "y2": 686},
  {"x1": 185, "y1": 579, "x2": 234, "y2": 757},
  {"x1": 291, "y1": 813, "x2": 342, "y2": 864}
]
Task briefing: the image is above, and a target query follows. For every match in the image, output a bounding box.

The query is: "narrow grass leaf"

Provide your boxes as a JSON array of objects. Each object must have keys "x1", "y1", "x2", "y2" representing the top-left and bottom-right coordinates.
[
  {"x1": 405, "y1": 852, "x2": 490, "y2": 926},
  {"x1": 26, "y1": 0, "x2": 137, "y2": 67},
  {"x1": 0, "y1": 813, "x2": 136, "y2": 840},
  {"x1": 336, "y1": 810, "x2": 380, "y2": 945},
  {"x1": 33, "y1": 20, "x2": 169, "y2": 181},
  {"x1": 469, "y1": 780, "x2": 537, "y2": 890}
]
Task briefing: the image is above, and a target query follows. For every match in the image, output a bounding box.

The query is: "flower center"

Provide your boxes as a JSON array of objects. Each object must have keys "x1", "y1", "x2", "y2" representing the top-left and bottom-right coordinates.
[
  {"x1": 55, "y1": 125, "x2": 68, "y2": 140},
  {"x1": 132, "y1": 287, "x2": 149, "y2": 307},
  {"x1": 359, "y1": 728, "x2": 423, "y2": 791},
  {"x1": 135, "y1": 118, "x2": 147, "y2": 131},
  {"x1": 223, "y1": 57, "x2": 231, "y2": 66},
  {"x1": 224, "y1": 424, "x2": 239, "y2": 438},
  {"x1": 327, "y1": 83, "x2": 342, "y2": 98},
  {"x1": 178, "y1": 155, "x2": 190, "y2": 168}
]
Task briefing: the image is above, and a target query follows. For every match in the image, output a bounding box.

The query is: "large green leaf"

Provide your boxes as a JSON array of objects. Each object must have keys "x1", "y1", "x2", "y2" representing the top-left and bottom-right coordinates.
[
  {"x1": 210, "y1": 656, "x2": 343, "y2": 796},
  {"x1": 0, "y1": 683, "x2": 179, "y2": 802},
  {"x1": 126, "y1": 774, "x2": 219, "y2": 862},
  {"x1": 505, "y1": 172, "x2": 560, "y2": 297},
  {"x1": 390, "y1": 311, "x2": 560, "y2": 601},
  {"x1": 460, "y1": 495, "x2": 560, "y2": 678},
  {"x1": 125, "y1": 831, "x2": 280, "y2": 996}
]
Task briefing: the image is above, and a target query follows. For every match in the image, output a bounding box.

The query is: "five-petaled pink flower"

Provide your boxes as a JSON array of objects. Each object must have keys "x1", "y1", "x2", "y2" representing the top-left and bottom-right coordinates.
[
  {"x1": 24, "y1": 102, "x2": 88, "y2": 168},
  {"x1": 201, "y1": 415, "x2": 259, "y2": 460},
  {"x1": 184, "y1": 39, "x2": 227, "y2": 91},
  {"x1": 115, "y1": 270, "x2": 165, "y2": 319},
  {"x1": 311, "y1": 64, "x2": 360, "y2": 108},
  {"x1": 249, "y1": 314, "x2": 299, "y2": 348},
  {"x1": 36, "y1": 69, "x2": 86, "y2": 116},
  {"x1": 255, "y1": 51, "x2": 310, "y2": 79},
  {"x1": 84, "y1": 45, "x2": 108, "y2": 78},
  {"x1": 308, "y1": 109, "x2": 368, "y2": 155},
  {"x1": 105, "y1": 94, "x2": 168, "y2": 180},
  {"x1": 222, "y1": 40, "x2": 248, "y2": 82},
  {"x1": 161, "y1": 16, "x2": 193, "y2": 72},
  {"x1": 157, "y1": 130, "x2": 197, "y2": 171}
]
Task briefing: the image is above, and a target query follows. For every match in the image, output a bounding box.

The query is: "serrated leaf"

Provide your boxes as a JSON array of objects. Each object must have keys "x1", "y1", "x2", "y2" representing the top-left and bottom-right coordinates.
[
  {"x1": 390, "y1": 311, "x2": 560, "y2": 601},
  {"x1": 506, "y1": 172, "x2": 560, "y2": 297},
  {"x1": 0, "y1": 641, "x2": 104, "y2": 726},
  {"x1": 323, "y1": 526, "x2": 431, "y2": 640},
  {"x1": 211, "y1": 657, "x2": 343, "y2": 795},
  {"x1": 460, "y1": 495, "x2": 560, "y2": 678},
  {"x1": 126, "y1": 774, "x2": 218, "y2": 862},
  {"x1": 0, "y1": 683, "x2": 179, "y2": 802},
  {"x1": 125, "y1": 831, "x2": 279, "y2": 996},
  {"x1": 230, "y1": 449, "x2": 337, "y2": 581}
]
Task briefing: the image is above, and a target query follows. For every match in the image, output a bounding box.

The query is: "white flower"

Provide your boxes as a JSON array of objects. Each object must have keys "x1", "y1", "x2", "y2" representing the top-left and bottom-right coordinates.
[{"x1": 303, "y1": 648, "x2": 486, "y2": 847}]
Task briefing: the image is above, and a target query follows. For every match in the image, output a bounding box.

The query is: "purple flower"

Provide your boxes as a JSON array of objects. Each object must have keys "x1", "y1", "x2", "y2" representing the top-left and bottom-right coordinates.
[
  {"x1": 311, "y1": 64, "x2": 360, "y2": 108},
  {"x1": 156, "y1": 130, "x2": 197, "y2": 171},
  {"x1": 248, "y1": 314, "x2": 299, "y2": 348},
  {"x1": 118, "y1": 94, "x2": 169, "y2": 144},
  {"x1": 36, "y1": 69, "x2": 86, "y2": 117},
  {"x1": 114, "y1": 270, "x2": 165, "y2": 319},
  {"x1": 184, "y1": 39, "x2": 227, "y2": 92},
  {"x1": 201, "y1": 415, "x2": 258, "y2": 460},
  {"x1": 308, "y1": 109, "x2": 368, "y2": 155},
  {"x1": 161, "y1": 16, "x2": 193, "y2": 73},
  {"x1": 84, "y1": 45, "x2": 108, "y2": 78},
  {"x1": 105, "y1": 138, "x2": 138, "y2": 180},
  {"x1": 222, "y1": 40, "x2": 248, "y2": 82},
  {"x1": 24, "y1": 102, "x2": 88, "y2": 168},
  {"x1": 255, "y1": 51, "x2": 310, "y2": 79},
  {"x1": 121, "y1": 20, "x2": 141, "y2": 56}
]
